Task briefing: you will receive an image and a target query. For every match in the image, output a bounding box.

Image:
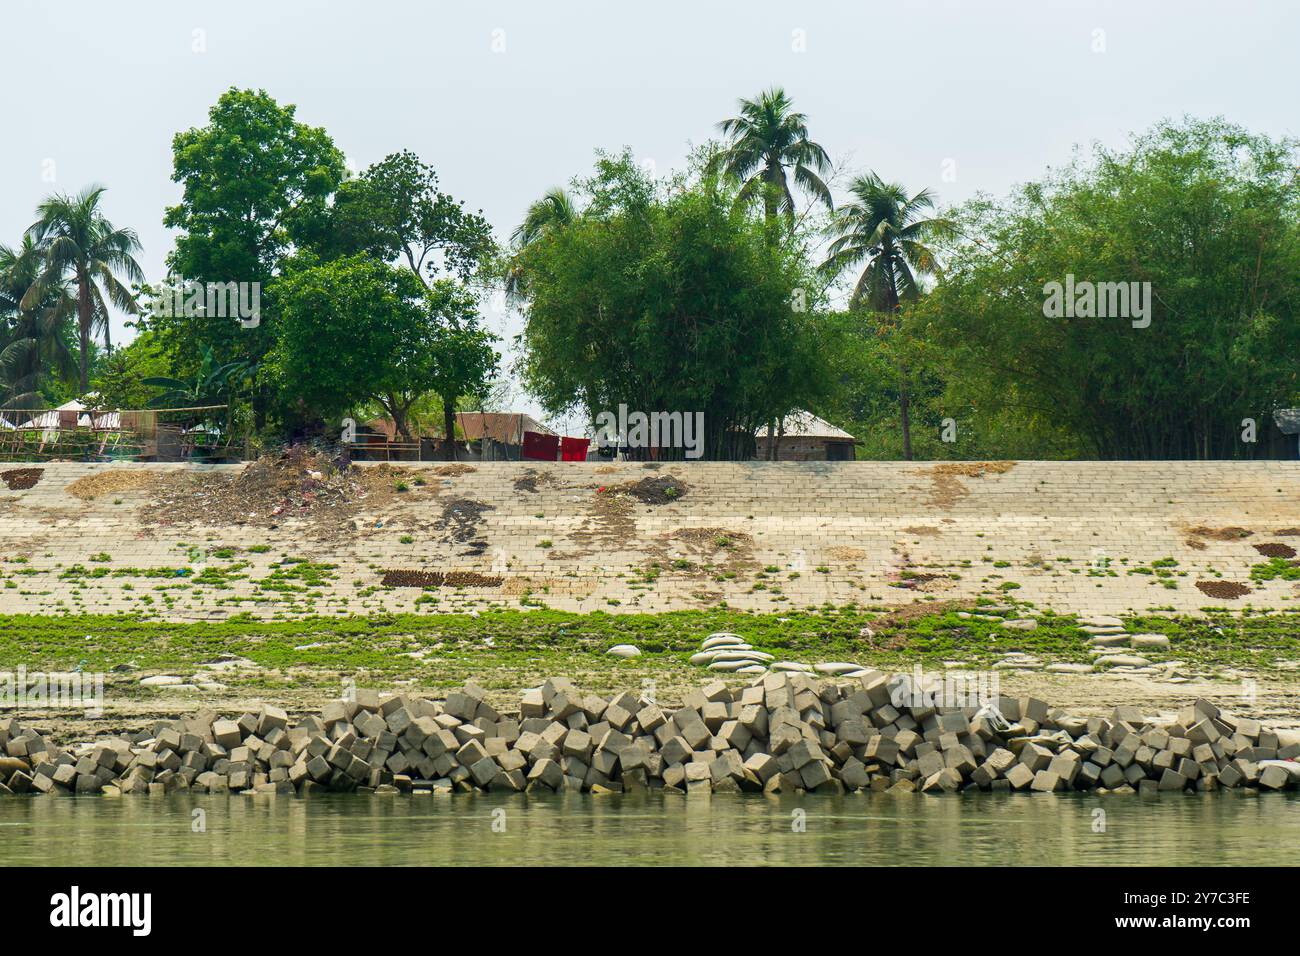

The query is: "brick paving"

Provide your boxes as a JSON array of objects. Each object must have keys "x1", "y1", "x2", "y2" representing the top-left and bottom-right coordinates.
[{"x1": 2, "y1": 460, "x2": 1297, "y2": 621}]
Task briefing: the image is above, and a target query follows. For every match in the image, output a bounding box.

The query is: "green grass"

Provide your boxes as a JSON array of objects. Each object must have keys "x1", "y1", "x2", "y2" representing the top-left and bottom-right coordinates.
[{"x1": 3, "y1": 606, "x2": 1298, "y2": 691}]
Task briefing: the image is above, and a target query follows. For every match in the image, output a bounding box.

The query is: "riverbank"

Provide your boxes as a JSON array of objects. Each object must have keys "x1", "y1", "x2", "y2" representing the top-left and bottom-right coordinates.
[
  {"x1": 5, "y1": 607, "x2": 1300, "y2": 742},
  {"x1": 4, "y1": 669, "x2": 1298, "y2": 800}
]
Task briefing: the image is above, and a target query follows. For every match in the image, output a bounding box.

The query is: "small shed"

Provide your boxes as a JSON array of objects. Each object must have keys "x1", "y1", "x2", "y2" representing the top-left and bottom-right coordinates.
[
  {"x1": 755, "y1": 411, "x2": 858, "y2": 461},
  {"x1": 1274, "y1": 409, "x2": 1300, "y2": 459}
]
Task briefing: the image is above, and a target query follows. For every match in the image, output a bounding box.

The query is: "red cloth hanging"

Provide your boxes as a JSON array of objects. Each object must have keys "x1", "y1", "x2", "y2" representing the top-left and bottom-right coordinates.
[
  {"x1": 521, "y1": 431, "x2": 560, "y2": 461},
  {"x1": 560, "y1": 436, "x2": 590, "y2": 462}
]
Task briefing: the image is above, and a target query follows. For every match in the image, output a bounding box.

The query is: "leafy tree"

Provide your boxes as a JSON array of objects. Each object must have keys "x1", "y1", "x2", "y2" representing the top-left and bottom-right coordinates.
[
  {"x1": 821, "y1": 174, "x2": 953, "y2": 459},
  {"x1": 922, "y1": 118, "x2": 1300, "y2": 459},
  {"x1": 268, "y1": 255, "x2": 498, "y2": 451},
  {"x1": 0, "y1": 236, "x2": 77, "y2": 409},
  {"x1": 89, "y1": 331, "x2": 171, "y2": 410},
  {"x1": 822, "y1": 174, "x2": 952, "y2": 310},
  {"x1": 160, "y1": 88, "x2": 346, "y2": 427},
  {"x1": 713, "y1": 87, "x2": 833, "y2": 228},
  {"x1": 310, "y1": 150, "x2": 495, "y2": 286},
  {"x1": 141, "y1": 345, "x2": 254, "y2": 433},
  {"x1": 503, "y1": 187, "x2": 578, "y2": 303},
  {"x1": 23, "y1": 185, "x2": 142, "y2": 394},
  {"x1": 514, "y1": 151, "x2": 826, "y2": 459}
]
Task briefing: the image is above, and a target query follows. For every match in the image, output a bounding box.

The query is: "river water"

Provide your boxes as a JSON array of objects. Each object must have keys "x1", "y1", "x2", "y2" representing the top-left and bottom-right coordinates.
[{"x1": 3, "y1": 791, "x2": 1298, "y2": 866}]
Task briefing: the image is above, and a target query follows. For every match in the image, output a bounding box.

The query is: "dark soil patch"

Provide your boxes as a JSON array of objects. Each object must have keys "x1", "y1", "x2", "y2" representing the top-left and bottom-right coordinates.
[
  {"x1": 513, "y1": 469, "x2": 553, "y2": 494},
  {"x1": 1, "y1": 468, "x2": 43, "y2": 490},
  {"x1": 605, "y1": 475, "x2": 687, "y2": 505},
  {"x1": 1273, "y1": 528, "x2": 1300, "y2": 537},
  {"x1": 434, "y1": 464, "x2": 476, "y2": 477},
  {"x1": 1254, "y1": 542, "x2": 1298, "y2": 559},
  {"x1": 381, "y1": 569, "x2": 503, "y2": 588},
  {"x1": 1187, "y1": 526, "x2": 1253, "y2": 540},
  {"x1": 439, "y1": 498, "x2": 493, "y2": 543},
  {"x1": 1196, "y1": 580, "x2": 1252, "y2": 599},
  {"x1": 890, "y1": 572, "x2": 945, "y2": 590}
]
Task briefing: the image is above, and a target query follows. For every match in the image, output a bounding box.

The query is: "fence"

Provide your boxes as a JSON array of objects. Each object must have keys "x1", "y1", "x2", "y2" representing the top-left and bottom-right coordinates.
[{"x1": 0, "y1": 406, "x2": 234, "y2": 462}]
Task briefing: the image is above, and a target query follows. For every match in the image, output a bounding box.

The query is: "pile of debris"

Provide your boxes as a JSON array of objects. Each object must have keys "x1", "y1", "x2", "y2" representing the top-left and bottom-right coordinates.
[
  {"x1": 145, "y1": 446, "x2": 402, "y2": 535},
  {"x1": 3, "y1": 672, "x2": 1297, "y2": 797},
  {"x1": 0, "y1": 467, "x2": 43, "y2": 491},
  {"x1": 600, "y1": 476, "x2": 687, "y2": 505}
]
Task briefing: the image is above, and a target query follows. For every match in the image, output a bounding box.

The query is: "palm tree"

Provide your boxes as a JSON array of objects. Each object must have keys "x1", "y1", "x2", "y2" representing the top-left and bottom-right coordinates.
[
  {"x1": 23, "y1": 185, "x2": 144, "y2": 394},
  {"x1": 713, "y1": 87, "x2": 833, "y2": 228},
  {"x1": 821, "y1": 173, "x2": 952, "y2": 310},
  {"x1": 821, "y1": 173, "x2": 953, "y2": 460},
  {"x1": 504, "y1": 187, "x2": 578, "y2": 304},
  {"x1": 0, "y1": 236, "x2": 77, "y2": 410}
]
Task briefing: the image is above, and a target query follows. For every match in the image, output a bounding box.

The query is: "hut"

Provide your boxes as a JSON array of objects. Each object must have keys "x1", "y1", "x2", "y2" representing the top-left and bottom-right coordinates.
[{"x1": 755, "y1": 411, "x2": 858, "y2": 461}]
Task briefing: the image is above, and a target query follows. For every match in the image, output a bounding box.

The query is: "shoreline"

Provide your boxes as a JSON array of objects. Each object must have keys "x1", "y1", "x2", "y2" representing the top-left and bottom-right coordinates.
[{"x1": 4, "y1": 669, "x2": 1298, "y2": 800}]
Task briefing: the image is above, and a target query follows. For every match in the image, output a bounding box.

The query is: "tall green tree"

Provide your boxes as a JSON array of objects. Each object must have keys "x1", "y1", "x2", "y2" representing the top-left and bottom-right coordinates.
[
  {"x1": 23, "y1": 185, "x2": 142, "y2": 394},
  {"x1": 160, "y1": 88, "x2": 346, "y2": 428},
  {"x1": 821, "y1": 174, "x2": 953, "y2": 459},
  {"x1": 309, "y1": 149, "x2": 495, "y2": 286},
  {"x1": 515, "y1": 151, "x2": 826, "y2": 459},
  {"x1": 0, "y1": 236, "x2": 77, "y2": 408},
  {"x1": 713, "y1": 87, "x2": 833, "y2": 228},
  {"x1": 503, "y1": 187, "x2": 577, "y2": 303},
  {"x1": 268, "y1": 255, "x2": 498, "y2": 450},
  {"x1": 921, "y1": 118, "x2": 1300, "y2": 459}
]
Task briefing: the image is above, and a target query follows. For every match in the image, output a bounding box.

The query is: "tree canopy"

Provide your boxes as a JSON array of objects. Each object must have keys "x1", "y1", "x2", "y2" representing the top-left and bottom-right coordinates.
[
  {"x1": 514, "y1": 152, "x2": 827, "y2": 459},
  {"x1": 918, "y1": 118, "x2": 1300, "y2": 459},
  {"x1": 267, "y1": 255, "x2": 497, "y2": 445}
]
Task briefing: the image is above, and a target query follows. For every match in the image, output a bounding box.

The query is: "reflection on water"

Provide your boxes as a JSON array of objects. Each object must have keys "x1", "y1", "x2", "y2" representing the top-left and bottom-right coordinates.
[{"x1": 1, "y1": 791, "x2": 1297, "y2": 866}]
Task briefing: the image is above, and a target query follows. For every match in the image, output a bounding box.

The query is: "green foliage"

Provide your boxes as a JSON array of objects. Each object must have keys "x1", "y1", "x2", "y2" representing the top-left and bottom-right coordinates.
[
  {"x1": 712, "y1": 87, "x2": 833, "y2": 227},
  {"x1": 158, "y1": 88, "x2": 346, "y2": 426},
  {"x1": 515, "y1": 151, "x2": 827, "y2": 459},
  {"x1": 306, "y1": 149, "x2": 495, "y2": 283},
  {"x1": 920, "y1": 118, "x2": 1300, "y2": 459},
  {"x1": 89, "y1": 331, "x2": 170, "y2": 410},
  {"x1": 23, "y1": 185, "x2": 143, "y2": 394},
  {"x1": 267, "y1": 255, "x2": 498, "y2": 440},
  {"x1": 0, "y1": 235, "x2": 78, "y2": 407}
]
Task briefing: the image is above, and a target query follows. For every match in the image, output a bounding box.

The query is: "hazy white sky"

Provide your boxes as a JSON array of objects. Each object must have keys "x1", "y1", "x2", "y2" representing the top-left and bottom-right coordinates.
[{"x1": 3, "y1": 0, "x2": 1296, "y2": 426}]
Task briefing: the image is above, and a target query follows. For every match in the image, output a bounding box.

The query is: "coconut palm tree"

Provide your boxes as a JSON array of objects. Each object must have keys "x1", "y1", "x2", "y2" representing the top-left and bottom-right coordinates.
[
  {"x1": 0, "y1": 236, "x2": 77, "y2": 410},
  {"x1": 820, "y1": 173, "x2": 952, "y2": 310},
  {"x1": 504, "y1": 187, "x2": 578, "y2": 304},
  {"x1": 821, "y1": 173, "x2": 953, "y2": 460},
  {"x1": 23, "y1": 185, "x2": 143, "y2": 394},
  {"x1": 713, "y1": 87, "x2": 833, "y2": 228}
]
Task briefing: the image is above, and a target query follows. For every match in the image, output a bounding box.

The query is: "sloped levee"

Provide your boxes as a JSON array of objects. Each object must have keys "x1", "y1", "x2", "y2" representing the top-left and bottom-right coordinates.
[{"x1": 0, "y1": 459, "x2": 1297, "y2": 621}]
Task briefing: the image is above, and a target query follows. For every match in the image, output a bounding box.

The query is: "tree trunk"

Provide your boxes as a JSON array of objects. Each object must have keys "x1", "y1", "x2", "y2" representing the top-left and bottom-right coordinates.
[
  {"x1": 389, "y1": 398, "x2": 412, "y2": 443},
  {"x1": 443, "y1": 397, "x2": 457, "y2": 461},
  {"x1": 900, "y1": 382, "x2": 913, "y2": 461},
  {"x1": 77, "y1": 268, "x2": 92, "y2": 395}
]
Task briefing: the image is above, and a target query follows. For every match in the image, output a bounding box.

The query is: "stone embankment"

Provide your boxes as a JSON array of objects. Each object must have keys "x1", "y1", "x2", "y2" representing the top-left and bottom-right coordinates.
[
  {"x1": 4, "y1": 459, "x2": 1299, "y2": 620},
  {"x1": 4, "y1": 670, "x2": 1298, "y2": 797}
]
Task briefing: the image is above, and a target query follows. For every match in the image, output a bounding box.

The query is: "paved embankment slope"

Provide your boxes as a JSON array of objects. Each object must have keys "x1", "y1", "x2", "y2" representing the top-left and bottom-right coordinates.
[{"x1": 1, "y1": 459, "x2": 1297, "y2": 621}]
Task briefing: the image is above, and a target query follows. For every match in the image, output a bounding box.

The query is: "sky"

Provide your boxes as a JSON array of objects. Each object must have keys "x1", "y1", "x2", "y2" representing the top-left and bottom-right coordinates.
[{"x1": 3, "y1": 0, "x2": 1297, "y2": 429}]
